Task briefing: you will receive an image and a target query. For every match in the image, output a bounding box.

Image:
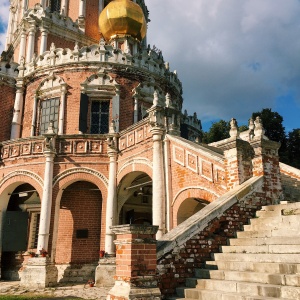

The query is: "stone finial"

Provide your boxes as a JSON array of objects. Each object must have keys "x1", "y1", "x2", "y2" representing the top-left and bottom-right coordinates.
[
  {"x1": 184, "y1": 109, "x2": 188, "y2": 117},
  {"x1": 249, "y1": 118, "x2": 255, "y2": 140},
  {"x1": 19, "y1": 56, "x2": 25, "y2": 67},
  {"x1": 165, "y1": 62, "x2": 169, "y2": 70},
  {"x1": 229, "y1": 118, "x2": 239, "y2": 138},
  {"x1": 50, "y1": 42, "x2": 56, "y2": 52},
  {"x1": 74, "y1": 42, "x2": 79, "y2": 52},
  {"x1": 153, "y1": 90, "x2": 159, "y2": 106},
  {"x1": 109, "y1": 119, "x2": 116, "y2": 133},
  {"x1": 254, "y1": 116, "x2": 265, "y2": 137},
  {"x1": 166, "y1": 93, "x2": 171, "y2": 107},
  {"x1": 46, "y1": 120, "x2": 55, "y2": 135}
]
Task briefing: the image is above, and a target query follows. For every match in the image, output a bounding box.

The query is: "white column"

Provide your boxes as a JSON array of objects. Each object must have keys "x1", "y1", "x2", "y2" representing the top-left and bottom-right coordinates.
[
  {"x1": 5, "y1": 6, "x2": 14, "y2": 50},
  {"x1": 151, "y1": 128, "x2": 165, "y2": 239},
  {"x1": 58, "y1": 84, "x2": 67, "y2": 135},
  {"x1": 37, "y1": 139, "x2": 56, "y2": 252},
  {"x1": 26, "y1": 22, "x2": 36, "y2": 63},
  {"x1": 105, "y1": 150, "x2": 117, "y2": 255},
  {"x1": 20, "y1": 0, "x2": 27, "y2": 17},
  {"x1": 18, "y1": 30, "x2": 27, "y2": 64},
  {"x1": 40, "y1": 0, "x2": 47, "y2": 9},
  {"x1": 79, "y1": 0, "x2": 85, "y2": 17},
  {"x1": 11, "y1": 83, "x2": 24, "y2": 139},
  {"x1": 39, "y1": 28, "x2": 49, "y2": 55},
  {"x1": 134, "y1": 97, "x2": 138, "y2": 123},
  {"x1": 61, "y1": 0, "x2": 68, "y2": 15},
  {"x1": 99, "y1": 0, "x2": 104, "y2": 14},
  {"x1": 31, "y1": 95, "x2": 38, "y2": 136}
]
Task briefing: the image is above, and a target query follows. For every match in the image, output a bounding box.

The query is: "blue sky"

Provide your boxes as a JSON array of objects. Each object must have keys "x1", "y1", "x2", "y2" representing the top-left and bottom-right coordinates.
[{"x1": 0, "y1": 0, "x2": 299, "y2": 133}]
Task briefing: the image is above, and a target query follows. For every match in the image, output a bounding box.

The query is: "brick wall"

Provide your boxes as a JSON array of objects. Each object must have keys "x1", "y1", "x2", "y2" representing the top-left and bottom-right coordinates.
[
  {"x1": 55, "y1": 181, "x2": 102, "y2": 264},
  {"x1": 157, "y1": 177, "x2": 269, "y2": 297},
  {"x1": 0, "y1": 85, "x2": 15, "y2": 142}
]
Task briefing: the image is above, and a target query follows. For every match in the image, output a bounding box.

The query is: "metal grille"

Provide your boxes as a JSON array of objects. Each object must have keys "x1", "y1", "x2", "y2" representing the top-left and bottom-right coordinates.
[
  {"x1": 50, "y1": 0, "x2": 61, "y2": 12},
  {"x1": 32, "y1": 213, "x2": 40, "y2": 249},
  {"x1": 90, "y1": 101, "x2": 109, "y2": 134},
  {"x1": 40, "y1": 98, "x2": 59, "y2": 134}
]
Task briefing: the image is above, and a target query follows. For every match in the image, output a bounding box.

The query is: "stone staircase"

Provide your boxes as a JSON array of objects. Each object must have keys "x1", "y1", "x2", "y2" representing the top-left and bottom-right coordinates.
[{"x1": 175, "y1": 202, "x2": 300, "y2": 300}]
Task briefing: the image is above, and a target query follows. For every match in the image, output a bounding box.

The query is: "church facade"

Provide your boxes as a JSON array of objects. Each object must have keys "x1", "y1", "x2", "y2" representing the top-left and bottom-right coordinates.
[{"x1": 0, "y1": 0, "x2": 299, "y2": 289}]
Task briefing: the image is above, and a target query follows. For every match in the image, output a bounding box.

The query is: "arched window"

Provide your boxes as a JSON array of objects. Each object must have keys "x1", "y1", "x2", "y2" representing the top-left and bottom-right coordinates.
[{"x1": 50, "y1": 0, "x2": 61, "y2": 13}]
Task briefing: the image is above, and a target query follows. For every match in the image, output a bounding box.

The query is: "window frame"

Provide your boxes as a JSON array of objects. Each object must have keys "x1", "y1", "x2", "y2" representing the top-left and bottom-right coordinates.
[
  {"x1": 90, "y1": 99, "x2": 110, "y2": 134},
  {"x1": 39, "y1": 97, "x2": 60, "y2": 135}
]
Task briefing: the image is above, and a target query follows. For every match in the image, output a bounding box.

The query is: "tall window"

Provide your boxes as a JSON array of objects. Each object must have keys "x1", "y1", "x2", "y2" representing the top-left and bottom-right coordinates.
[
  {"x1": 40, "y1": 98, "x2": 60, "y2": 134},
  {"x1": 90, "y1": 101, "x2": 109, "y2": 134},
  {"x1": 50, "y1": 0, "x2": 61, "y2": 12}
]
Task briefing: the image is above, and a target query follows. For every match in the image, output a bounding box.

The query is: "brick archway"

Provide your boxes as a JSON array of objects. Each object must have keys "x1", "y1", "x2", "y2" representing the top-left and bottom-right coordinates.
[
  {"x1": 0, "y1": 171, "x2": 43, "y2": 211},
  {"x1": 117, "y1": 159, "x2": 152, "y2": 185},
  {"x1": 172, "y1": 187, "x2": 218, "y2": 227}
]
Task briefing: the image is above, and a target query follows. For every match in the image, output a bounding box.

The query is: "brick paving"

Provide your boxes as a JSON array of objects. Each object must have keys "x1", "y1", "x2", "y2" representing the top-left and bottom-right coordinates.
[{"x1": 0, "y1": 281, "x2": 110, "y2": 299}]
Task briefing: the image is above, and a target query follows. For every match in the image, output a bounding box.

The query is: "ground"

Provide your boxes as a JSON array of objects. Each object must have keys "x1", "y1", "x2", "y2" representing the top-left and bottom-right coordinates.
[{"x1": 0, "y1": 281, "x2": 109, "y2": 300}]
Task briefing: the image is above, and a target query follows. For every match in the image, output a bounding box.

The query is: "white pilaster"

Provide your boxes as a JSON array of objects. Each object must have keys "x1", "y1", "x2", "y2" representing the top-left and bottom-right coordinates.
[
  {"x1": 18, "y1": 30, "x2": 27, "y2": 64},
  {"x1": 99, "y1": 0, "x2": 104, "y2": 14},
  {"x1": 61, "y1": 0, "x2": 68, "y2": 15},
  {"x1": 11, "y1": 81, "x2": 25, "y2": 139},
  {"x1": 40, "y1": 0, "x2": 47, "y2": 9},
  {"x1": 37, "y1": 127, "x2": 56, "y2": 252},
  {"x1": 5, "y1": 6, "x2": 14, "y2": 50},
  {"x1": 112, "y1": 93, "x2": 120, "y2": 132},
  {"x1": 105, "y1": 150, "x2": 118, "y2": 255},
  {"x1": 26, "y1": 22, "x2": 36, "y2": 63},
  {"x1": 58, "y1": 84, "x2": 67, "y2": 135},
  {"x1": 151, "y1": 128, "x2": 165, "y2": 239},
  {"x1": 39, "y1": 28, "x2": 49, "y2": 55},
  {"x1": 134, "y1": 97, "x2": 138, "y2": 123},
  {"x1": 79, "y1": 0, "x2": 85, "y2": 17}
]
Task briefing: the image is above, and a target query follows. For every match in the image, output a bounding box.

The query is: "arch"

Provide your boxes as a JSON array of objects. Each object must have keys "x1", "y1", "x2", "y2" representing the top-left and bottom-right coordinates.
[
  {"x1": 0, "y1": 170, "x2": 43, "y2": 212},
  {"x1": 51, "y1": 168, "x2": 108, "y2": 259},
  {"x1": 117, "y1": 158, "x2": 153, "y2": 184},
  {"x1": 37, "y1": 72, "x2": 66, "y2": 99},
  {"x1": 117, "y1": 171, "x2": 152, "y2": 224},
  {"x1": 80, "y1": 68, "x2": 120, "y2": 97},
  {"x1": 172, "y1": 187, "x2": 219, "y2": 227},
  {"x1": 53, "y1": 167, "x2": 108, "y2": 188}
]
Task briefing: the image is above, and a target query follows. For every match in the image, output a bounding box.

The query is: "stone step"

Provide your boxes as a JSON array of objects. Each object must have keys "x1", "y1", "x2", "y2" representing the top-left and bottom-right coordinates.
[
  {"x1": 262, "y1": 202, "x2": 300, "y2": 212},
  {"x1": 244, "y1": 216, "x2": 300, "y2": 231},
  {"x1": 185, "y1": 289, "x2": 294, "y2": 300},
  {"x1": 185, "y1": 278, "x2": 199, "y2": 288},
  {"x1": 256, "y1": 210, "x2": 282, "y2": 218},
  {"x1": 250, "y1": 214, "x2": 300, "y2": 227},
  {"x1": 204, "y1": 261, "x2": 300, "y2": 274},
  {"x1": 237, "y1": 228, "x2": 300, "y2": 238},
  {"x1": 195, "y1": 270, "x2": 300, "y2": 286},
  {"x1": 221, "y1": 244, "x2": 300, "y2": 254},
  {"x1": 193, "y1": 279, "x2": 300, "y2": 298},
  {"x1": 229, "y1": 236, "x2": 300, "y2": 246},
  {"x1": 213, "y1": 253, "x2": 300, "y2": 263}
]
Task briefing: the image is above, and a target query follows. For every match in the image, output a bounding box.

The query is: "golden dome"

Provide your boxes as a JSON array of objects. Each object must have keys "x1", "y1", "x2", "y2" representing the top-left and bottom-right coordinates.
[{"x1": 99, "y1": 0, "x2": 147, "y2": 42}]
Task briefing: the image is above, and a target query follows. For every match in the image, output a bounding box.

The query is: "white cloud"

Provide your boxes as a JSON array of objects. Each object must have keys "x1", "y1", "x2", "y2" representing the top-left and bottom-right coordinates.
[
  {"x1": 0, "y1": 0, "x2": 9, "y2": 52},
  {"x1": 147, "y1": 0, "x2": 300, "y2": 127}
]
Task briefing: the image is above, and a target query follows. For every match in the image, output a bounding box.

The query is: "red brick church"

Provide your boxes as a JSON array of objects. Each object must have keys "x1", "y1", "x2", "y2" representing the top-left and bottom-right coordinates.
[{"x1": 0, "y1": 0, "x2": 299, "y2": 295}]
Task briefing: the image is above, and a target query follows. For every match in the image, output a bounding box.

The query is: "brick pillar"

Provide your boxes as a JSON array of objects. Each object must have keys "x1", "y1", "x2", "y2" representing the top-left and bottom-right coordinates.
[
  {"x1": 217, "y1": 138, "x2": 253, "y2": 190},
  {"x1": 107, "y1": 225, "x2": 161, "y2": 300},
  {"x1": 250, "y1": 137, "x2": 282, "y2": 204}
]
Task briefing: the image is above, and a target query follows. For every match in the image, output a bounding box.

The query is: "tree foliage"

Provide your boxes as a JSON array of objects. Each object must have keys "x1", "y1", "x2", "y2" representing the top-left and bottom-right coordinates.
[
  {"x1": 202, "y1": 120, "x2": 230, "y2": 144},
  {"x1": 286, "y1": 128, "x2": 300, "y2": 169},
  {"x1": 202, "y1": 108, "x2": 300, "y2": 169}
]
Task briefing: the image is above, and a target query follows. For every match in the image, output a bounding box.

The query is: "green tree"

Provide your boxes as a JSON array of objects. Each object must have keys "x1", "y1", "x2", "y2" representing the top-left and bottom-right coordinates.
[
  {"x1": 252, "y1": 108, "x2": 288, "y2": 162},
  {"x1": 286, "y1": 129, "x2": 300, "y2": 169},
  {"x1": 202, "y1": 120, "x2": 230, "y2": 144}
]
